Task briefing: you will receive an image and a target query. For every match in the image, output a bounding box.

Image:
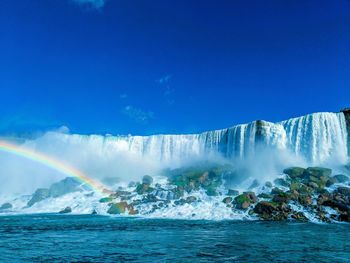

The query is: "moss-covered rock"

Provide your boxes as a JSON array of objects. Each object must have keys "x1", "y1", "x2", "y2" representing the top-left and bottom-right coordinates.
[
  {"x1": 274, "y1": 178, "x2": 289, "y2": 187},
  {"x1": 234, "y1": 192, "x2": 257, "y2": 210},
  {"x1": 304, "y1": 167, "x2": 332, "y2": 180},
  {"x1": 135, "y1": 183, "x2": 154, "y2": 195},
  {"x1": 107, "y1": 202, "x2": 128, "y2": 214},
  {"x1": 99, "y1": 197, "x2": 113, "y2": 203},
  {"x1": 283, "y1": 167, "x2": 305, "y2": 179},
  {"x1": 272, "y1": 192, "x2": 290, "y2": 203},
  {"x1": 258, "y1": 193, "x2": 273, "y2": 199},
  {"x1": 333, "y1": 174, "x2": 350, "y2": 183}
]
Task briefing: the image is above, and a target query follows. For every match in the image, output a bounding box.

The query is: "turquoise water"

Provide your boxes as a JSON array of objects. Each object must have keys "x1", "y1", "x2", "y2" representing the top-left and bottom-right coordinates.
[{"x1": 0, "y1": 215, "x2": 349, "y2": 262}]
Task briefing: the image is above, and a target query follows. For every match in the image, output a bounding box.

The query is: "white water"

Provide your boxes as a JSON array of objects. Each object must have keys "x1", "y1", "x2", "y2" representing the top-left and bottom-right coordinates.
[{"x1": 0, "y1": 111, "x2": 349, "y2": 219}]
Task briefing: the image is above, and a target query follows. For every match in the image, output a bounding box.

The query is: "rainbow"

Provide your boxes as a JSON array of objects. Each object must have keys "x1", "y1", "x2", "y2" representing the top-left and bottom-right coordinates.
[{"x1": 0, "y1": 140, "x2": 112, "y2": 195}]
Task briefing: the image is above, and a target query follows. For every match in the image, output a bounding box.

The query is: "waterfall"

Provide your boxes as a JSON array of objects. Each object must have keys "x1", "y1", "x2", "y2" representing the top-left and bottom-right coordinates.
[{"x1": 27, "y1": 111, "x2": 349, "y2": 167}]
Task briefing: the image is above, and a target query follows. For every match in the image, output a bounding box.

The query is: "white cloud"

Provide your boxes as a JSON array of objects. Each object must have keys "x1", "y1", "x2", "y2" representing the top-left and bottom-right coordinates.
[
  {"x1": 122, "y1": 105, "x2": 154, "y2": 124},
  {"x1": 72, "y1": 0, "x2": 106, "y2": 9}
]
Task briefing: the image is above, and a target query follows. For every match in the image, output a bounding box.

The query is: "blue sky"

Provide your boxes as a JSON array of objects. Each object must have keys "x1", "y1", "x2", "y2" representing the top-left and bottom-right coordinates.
[{"x1": 1, "y1": 0, "x2": 350, "y2": 135}]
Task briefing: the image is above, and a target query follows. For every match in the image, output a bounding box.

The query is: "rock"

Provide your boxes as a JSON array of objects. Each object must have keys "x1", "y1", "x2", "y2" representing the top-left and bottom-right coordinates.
[
  {"x1": 249, "y1": 179, "x2": 259, "y2": 189},
  {"x1": 272, "y1": 192, "x2": 290, "y2": 203},
  {"x1": 234, "y1": 192, "x2": 257, "y2": 210},
  {"x1": 298, "y1": 194, "x2": 313, "y2": 206},
  {"x1": 135, "y1": 183, "x2": 154, "y2": 195},
  {"x1": 127, "y1": 204, "x2": 138, "y2": 215},
  {"x1": 326, "y1": 177, "x2": 337, "y2": 187},
  {"x1": 254, "y1": 201, "x2": 278, "y2": 214},
  {"x1": 227, "y1": 189, "x2": 239, "y2": 196},
  {"x1": 27, "y1": 188, "x2": 50, "y2": 207},
  {"x1": 185, "y1": 196, "x2": 197, "y2": 203},
  {"x1": 99, "y1": 197, "x2": 113, "y2": 203},
  {"x1": 271, "y1": 187, "x2": 284, "y2": 195},
  {"x1": 274, "y1": 178, "x2": 289, "y2": 187},
  {"x1": 283, "y1": 167, "x2": 305, "y2": 179},
  {"x1": 291, "y1": 212, "x2": 308, "y2": 222},
  {"x1": 107, "y1": 202, "x2": 128, "y2": 214},
  {"x1": 244, "y1": 192, "x2": 257, "y2": 203},
  {"x1": 222, "y1": 197, "x2": 233, "y2": 204},
  {"x1": 142, "y1": 175, "x2": 153, "y2": 185},
  {"x1": 264, "y1": 181, "x2": 273, "y2": 188},
  {"x1": 317, "y1": 192, "x2": 331, "y2": 205},
  {"x1": 59, "y1": 207, "x2": 72, "y2": 214},
  {"x1": 308, "y1": 182, "x2": 319, "y2": 189},
  {"x1": 258, "y1": 193, "x2": 273, "y2": 199},
  {"x1": 0, "y1": 203, "x2": 12, "y2": 210},
  {"x1": 333, "y1": 174, "x2": 349, "y2": 183},
  {"x1": 304, "y1": 167, "x2": 332, "y2": 180},
  {"x1": 336, "y1": 187, "x2": 350, "y2": 197},
  {"x1": 128, "y1": 181, "x2": 137, "y2": 188},
  {"x1": 49, "y1": 177, "x2": 83, "y2": 198},
  {"x1": 205, "y1": 186, "x2": 218, "y2": 196},
  {"x1": 91, "y1": 210, "x2": 98, "y2": 215}
]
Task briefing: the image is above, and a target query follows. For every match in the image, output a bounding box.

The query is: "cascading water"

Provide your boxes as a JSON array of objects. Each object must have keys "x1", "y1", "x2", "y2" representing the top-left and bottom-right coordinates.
[{"x1": 33, "y1": 111, "x2": 348, "y2": 167}]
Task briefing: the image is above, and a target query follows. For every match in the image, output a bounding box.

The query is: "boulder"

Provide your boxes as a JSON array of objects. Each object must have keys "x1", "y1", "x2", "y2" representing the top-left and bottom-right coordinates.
[
  {"x1": 59, "y1": 207, "x2": 72, "y2": 214},
  {"x1": 27, "y1": 188, "x2": 50, "y2": 207},
  {"x1": 142, "y1": 175, "x2": 154, "y2": 185},
  {"x1": 107, "y1": 202, "x2": 128, "y2": 214},
  {"x1": 272, "y1": 192, "x2": 290, "y2": 203},
  {"x1": 274, "y1": 178, "x2": 289, "y2": 187},
  {"x1": 291, "y1": 212, "x2": 308, "y2": 222},
  {"x1": 222, "y1": 197, "x2": 233, "y2": 204},
  {"x1": 283, "y1": 167, "x2": 305, "y2": 179},
  {"x1": 336, "y1": 187, "x2": 350, "y2": 197},
  {"x1": 99, "y1": 197, "x2": 113, "y2": 203},
  {"x1": 234, "y1": 192, "x2": 257, "y2": 210},
  {"x1": 304, "y1": 167, "x2": 332, "y2": 180},
  {"x1": 253, "y1": 201, "x2": 291, "y2": 221},
  {"x1": 248, "y1": 179, "x2": 260, "y2": 189},
  {"x1": 49, "y1": 177, "x2": 83, "y2": 198},
  {"x1": 0, "y1": 203, "x2": 12, "y2": 210},
  {"x1": 265, "y1": 181, "x2": 273, "y2": 188},
  {"x1": 298, "y1": 194, "x2": 313, "y2": 206},
  {"x1": 333, "y1": 174, "x2": 349, "y2": 183},
  {"x1": 135, "y1": 183, "x2": 154, "y2": 195},
  {"x1": 258, "y1": 193, "x2": 273, "y2": 199},
  {"x1": 185, "y1": 196, "x2": 197, "y2": 203}
]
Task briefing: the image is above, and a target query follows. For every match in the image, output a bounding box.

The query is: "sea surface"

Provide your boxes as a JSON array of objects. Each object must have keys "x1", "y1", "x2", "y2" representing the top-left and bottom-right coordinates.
[{"x1": 0, "y1": 214, "x2": 349, "y2": 262}]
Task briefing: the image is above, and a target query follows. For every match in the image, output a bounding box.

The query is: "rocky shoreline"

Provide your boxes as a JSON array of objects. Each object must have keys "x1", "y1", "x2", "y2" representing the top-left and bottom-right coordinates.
[
  {"x1": 1, "y1": 164, "x2": 349, "y2": 223},
  {"x1": 100, "y1": 165, "x2": 350, "y2": 223}
]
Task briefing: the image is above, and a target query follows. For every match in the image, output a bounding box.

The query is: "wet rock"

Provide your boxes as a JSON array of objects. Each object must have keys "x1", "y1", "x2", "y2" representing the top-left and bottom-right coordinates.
[
  {"x1": 128, "y1": 181, "x2": 137, "y2": 188},
  {"x1": 258, "y1": 193, "x2": 273, "y2": 199},
  {"x1": 49, "y1": 177, "x2": 83, "y2": 198},
  {"x1": 283, "y1": 167, "x2": 305, "y2": 179},
  {"x1": 336, "y1": 187, "x2": 350, "y2": 197},
  {"x1": 333, "y1": 174, "x2": 349, "y2": 183},
  {"x1": 142, "y1": 175, "x2": 154, "y2": 185},
  {"x1": 234, "y1": 192, "x2": 257, "y2": 210},
  {"x1": 249, "y1": 179, "x2": 260, "y2": 189},
  {"x1": 253, "y1": 201, "x2": 291, "y2": 221},
  {"x1": 0, "y1": 203, "x2": 12, "y2": 210},
  {"x1": 222, "y1": 197, "x2": 233, "y2": 204},
  {"x1": 227, "y1": 189, "x2": 239, "y2": 196},
  {"x1": 304, "y1": 167, "x2": 332, "y2": 180},
  {"x1": 265, "y1": 181, "x2": 273, "y2": 188},
  {"x1": 186, "y1": 196, "x2": 197, "y2": 203},
  {"x1": 274, "y1": 178, "x2": 289, "y2": 187},
  {"x1": 308, "y1": 182, "x2": 319, "y2": 189},
  {"x1": 127, "y1": 204, "x2": 138, "y2": 215},
  {"x1": 27, "y1": 188, "x2": 50, "y2": 207},
  {"x1": 91, "y1": 210, "x2": 98, "y2": 215},
  {"x1": 298, "y1": 194, "x2": 313, "y2": 206},
  {"x1": 291, "y1": 212, "x2": 308, "y2": 222},
  {"x1": 326, "y1": 177, "x2": 337, "y2": 187},
  {"x1": 59, "y1": 207, "x2": 72, "y2": 214},
  {"x1": 107, "y1": 202, "x2": 128, "y2": 214},
  {"x1": 272, "y1": 192, "x2": 290, "y2": 203},
  {"x1": 271, "y1": 187, "x2": 284, "y2": 195},
  {"x1": 99, "y1": 197, "x2": 113, "y2": 203},
  {"x1": 317, "y1": 192, "x2": 331, "y2": 205},
  {"x1": 135, "y1": 183, "x2": 154, "y2": 195}
]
